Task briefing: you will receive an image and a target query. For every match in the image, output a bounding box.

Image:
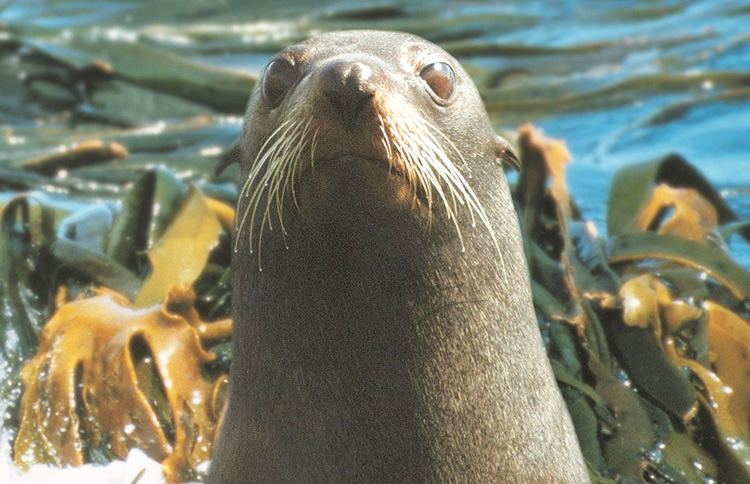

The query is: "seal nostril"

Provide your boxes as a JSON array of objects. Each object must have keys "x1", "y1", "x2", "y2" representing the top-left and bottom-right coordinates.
[
  {"x1": 325, "y1": 89, "x2": 374, "y2": 124},
  {"x1": 321, "y1": 61, "x2": 375, "y2": 124}
]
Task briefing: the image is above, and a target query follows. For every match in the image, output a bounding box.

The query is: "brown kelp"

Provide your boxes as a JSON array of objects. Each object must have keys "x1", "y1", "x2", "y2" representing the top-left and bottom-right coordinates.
[
  {"x1": 13, "y1": 286, "x2": 230, "y2": 482},
  {"x1": 517, "y1": 126, "x2": 750, "y2": 483},
  {"x1": 2, "y1": 170, "x2": 233, "y2": 482}
]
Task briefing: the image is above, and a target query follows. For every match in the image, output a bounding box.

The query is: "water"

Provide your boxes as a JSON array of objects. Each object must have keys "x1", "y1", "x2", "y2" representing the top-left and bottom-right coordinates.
[
  {"x1": 2, "y1": 0, "x2": 750, "y2": 481},
  {"x1": 2, "y1": 0, "x2": 748, "y2": 232}
]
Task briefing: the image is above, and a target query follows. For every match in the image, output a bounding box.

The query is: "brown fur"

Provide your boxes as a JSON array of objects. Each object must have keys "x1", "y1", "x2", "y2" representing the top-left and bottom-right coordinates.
[{"x1": 208, "y1": 30, "x2": 589, "y2": 484}]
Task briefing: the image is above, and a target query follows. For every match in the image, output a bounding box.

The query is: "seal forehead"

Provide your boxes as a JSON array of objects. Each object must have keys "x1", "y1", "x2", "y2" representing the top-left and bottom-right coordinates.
[{"x1": 292, "y1": 30, "x2": 451, "y2": 71}]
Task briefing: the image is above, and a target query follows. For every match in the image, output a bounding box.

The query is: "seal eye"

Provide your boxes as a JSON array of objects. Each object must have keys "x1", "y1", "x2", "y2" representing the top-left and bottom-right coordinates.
[
  {"x1": 262, "y1": 58, "x2": 297, "y2": 106},
  {"x1": 420, "y1": 62, "x2": 455, "y2": 101}
]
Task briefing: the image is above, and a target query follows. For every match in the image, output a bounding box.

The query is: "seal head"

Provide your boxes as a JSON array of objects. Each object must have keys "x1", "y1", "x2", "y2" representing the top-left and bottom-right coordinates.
[{"x1": 209, "y1": 30, "x2": 588, "y2": 484}]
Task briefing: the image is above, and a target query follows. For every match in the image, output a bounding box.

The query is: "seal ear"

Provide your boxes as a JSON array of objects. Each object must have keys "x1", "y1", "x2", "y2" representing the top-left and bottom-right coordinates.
[
  {"x1": 493, "y1": 134, "x2": 520, "y2": 171},
  {"x1": 215, "y1": 142, "x2": 242, "y2": 176}
]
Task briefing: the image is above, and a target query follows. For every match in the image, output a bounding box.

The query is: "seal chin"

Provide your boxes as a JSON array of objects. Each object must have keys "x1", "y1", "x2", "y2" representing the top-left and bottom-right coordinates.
[{"x1": 297, "y1": 154, "x2": 423, "y2": 215}]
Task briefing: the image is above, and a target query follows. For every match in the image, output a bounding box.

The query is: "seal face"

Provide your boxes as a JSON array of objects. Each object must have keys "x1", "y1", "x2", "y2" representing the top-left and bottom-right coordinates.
[
  {"x1": 232, "y1": 32, "x2": 512, "y2": 264},
  {"x1": 209, "y1": 30, "x2": 589, "y2": 484}
]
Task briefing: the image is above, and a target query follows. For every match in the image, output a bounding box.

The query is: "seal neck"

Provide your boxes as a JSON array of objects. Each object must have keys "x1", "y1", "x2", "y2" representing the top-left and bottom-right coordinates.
[{"x1": 229, "y1": 191, "x2": 554, "y2": 481}]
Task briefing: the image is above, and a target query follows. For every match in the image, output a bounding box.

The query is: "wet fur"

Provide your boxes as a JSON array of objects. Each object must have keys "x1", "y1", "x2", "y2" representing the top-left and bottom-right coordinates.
[{"x1": 208, "y1": 30, "x2": 589, "y2": 484}]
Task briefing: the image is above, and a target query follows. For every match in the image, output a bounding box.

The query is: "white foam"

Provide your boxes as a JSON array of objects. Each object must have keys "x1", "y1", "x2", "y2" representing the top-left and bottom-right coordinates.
[{"x1": 0, "y1": 445, "x2": 167, "y2": 484}]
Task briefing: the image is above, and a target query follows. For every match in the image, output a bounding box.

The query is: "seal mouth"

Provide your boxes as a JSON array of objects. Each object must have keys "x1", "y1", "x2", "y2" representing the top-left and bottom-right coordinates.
[
  {"x1": 297, "y1": 154, "x2": 428, "y2": 206},
  {"x1": 235, "y1": 106, "x2": 500, "y2": 262},
  {"x1": 300, "y1": 154, "x2": 408, "y2": 185},
  {"x1": 302, "y1": 155, "x2": 400, "y2": 178}
]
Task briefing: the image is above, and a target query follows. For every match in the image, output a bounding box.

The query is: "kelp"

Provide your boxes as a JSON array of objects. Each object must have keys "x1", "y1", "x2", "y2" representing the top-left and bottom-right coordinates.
[
  {"x1": 1, "y1": 122, "x2": 233, "y2": 480},
  {"x1": 483, "y1": 71, "x2": 750, "y2": 119},
  {"x1": 20, "y1": 37, "x2": 255, "y2": 114},
  {"x1": 135, "y1": 186, "x2": 223, "y2": 308},
  {"x1": 516, "y1": 125, "x2": 750, "y2": 483},
  {"x1": 5, "y1": 99, "x2": 750, "y2": 484},
  {"x1": 49, "y1": 238, "x2": 142, "y2": 300},
  {"x1": 0, "y1": 195, "x2": 56, "y2": 362},
  {"x1": 607, "y1": 153, "x2": 750, "y2": 241},
  {"x1": 106, "y1": 168, "x2": 189, "y2": 273},
  {"x1": 4, "y1": 0, "x2": 741, "y2": 133},
  {"x1": 0, "y1": 121, "x2": 239, "y2": 207},
  {"x1": 618, "y1": 275, "x2": 750, "y2": 482},
  {"x1": 443, "y1": 29, "x2": 711, "y2": 59},
  {"x1": 17, "y1": 139, "x2": 128, "y2": 175},
  {"x1": 5, "y1": 125, "x2": 750, "y2": 483},
  {"x1": 607, "y1": 232, "x2": 750, "y2": 301},
  {"x1": 312, "y1": 10, "x2": 538, "y2": 43},
  {"x1": 7, "y1": 177, "x2": 233, "y2": 481},
  {"x1": 13, "y1": 286, "x2": 231, "y2": 482}
]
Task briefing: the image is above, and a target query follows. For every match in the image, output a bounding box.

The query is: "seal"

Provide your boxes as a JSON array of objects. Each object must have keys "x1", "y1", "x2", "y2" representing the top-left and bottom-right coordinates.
[{"x1": 208, "y1": 30, "x2": 589, "y2": 483}]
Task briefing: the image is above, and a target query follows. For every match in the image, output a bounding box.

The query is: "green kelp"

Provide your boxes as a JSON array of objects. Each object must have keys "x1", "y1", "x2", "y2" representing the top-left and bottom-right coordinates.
[
  {"x1": 18, "y1": 36, "x2": 256, "y2": 115},
  {"x1": 0, "y1": 195, "x2": 59, "y2": 363},
  {"x1": 516, "y1": 125, "x2": 750, "y2": 483}
]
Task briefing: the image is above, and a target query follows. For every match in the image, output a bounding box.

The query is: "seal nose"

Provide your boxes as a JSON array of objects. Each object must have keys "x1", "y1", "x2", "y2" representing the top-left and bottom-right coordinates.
[{"x1": 320, "y1": 61, "x2": 374, "y2": 124}]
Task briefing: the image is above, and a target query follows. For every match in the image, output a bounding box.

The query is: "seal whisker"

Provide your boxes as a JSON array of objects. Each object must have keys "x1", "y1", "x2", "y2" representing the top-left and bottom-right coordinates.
[
  {"x1": 385, "y1": 113, "x2": 466, "y2": 243},
  {"x1": 272, "y1": 120, "x2": 306, "y2": 228},
  {"x1": 415, "y1": 150, "x2": 465, "y2": 248},
  {"x1": 418, "y1": 118, "x2": 476, "y2": 212},
  {"x1": 258, "y1": 119, "x2": 306, "y2": 253},
  {"x1": 412, "y1": 128, "x2": 467, "y2": 218},
  {"x1": 244, "y1": 127, "x2": 294, "y2": 236},
  {"x1": 291, "y1": 125, "x2": 318, "y2": 212},
  {"x1": 266, "y1": 129, "x2": 295, "y2": 231},
  {"x1": 254, "y1": 147, "x2": 291, "y2": 262},
  {"x1": 276, "y1": 118, "x2": 313, "y2": 237},
  {"x1": 388, "y1": 120, "x2": 424, "y2": 205},
  {"x1": 404, "y1": 116, "x2": 465, "y2": 211},
  {"x1": 387, "y1": 120, "x2": 426, "y2": 216},
  {"x1": 382, "y1": 115, "x2": 424, "y2": 198},
  {"x1": 377, "y1": 114, "x2": 394, "y2": 175},
  {"x1": 310, "y1": 127, "x2": 319, "y2": 174},
  {"x1": 381, "y1": 108, "x2": 501, "y2": 256},
  {"x1": 420, "y1": 118, "x2": 501, "y2": 256},
  {"x1": 239, "y1": 118, "x2": 294, "y2": 200},
  {"x1": 236, "y1": 112, "x2": 302, "y2": 257},
  {"x1": 392, "y1": 128, "x2": 441, "y2": 225}
]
